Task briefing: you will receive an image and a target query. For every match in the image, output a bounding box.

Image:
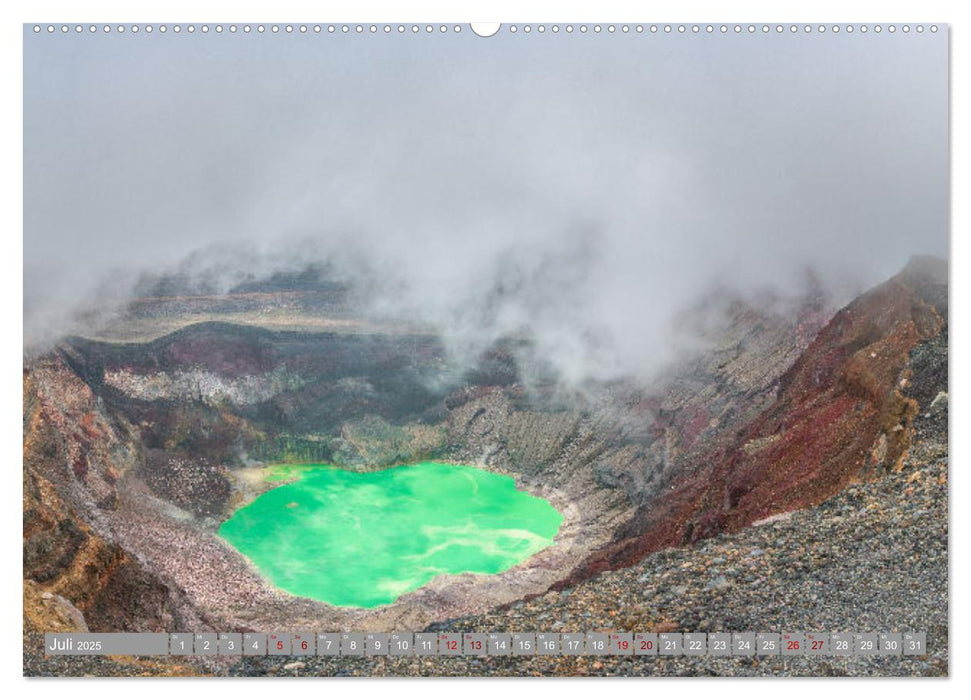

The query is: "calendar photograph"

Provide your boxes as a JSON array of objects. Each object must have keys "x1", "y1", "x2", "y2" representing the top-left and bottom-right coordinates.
[{"x1": 22, "y1": 21, "x2": 948, "y2": 677}]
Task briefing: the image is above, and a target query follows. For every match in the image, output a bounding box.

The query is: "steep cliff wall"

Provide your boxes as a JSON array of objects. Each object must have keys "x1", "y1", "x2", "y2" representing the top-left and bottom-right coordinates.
[
  {"x1": 564, "y1": 257, "x2": 947, "y2": 582},
  {"x1": 23, "y1": 358, "x2": 199, "y2": 636}
]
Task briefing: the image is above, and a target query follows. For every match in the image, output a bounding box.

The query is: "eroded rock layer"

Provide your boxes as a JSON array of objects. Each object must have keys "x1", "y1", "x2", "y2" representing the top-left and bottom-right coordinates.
[{"x1": 565, "y1": 256, "x2": 947, "y2": 583}]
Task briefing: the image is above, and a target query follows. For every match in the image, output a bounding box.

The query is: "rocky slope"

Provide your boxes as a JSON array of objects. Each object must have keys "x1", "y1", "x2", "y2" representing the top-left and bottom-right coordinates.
[
  {"x1": 22, "y1": 356, "x2": 205, "y2": 657},
  {"x1": 566, "y1": 256, "x2": 947, "y2": 583}
]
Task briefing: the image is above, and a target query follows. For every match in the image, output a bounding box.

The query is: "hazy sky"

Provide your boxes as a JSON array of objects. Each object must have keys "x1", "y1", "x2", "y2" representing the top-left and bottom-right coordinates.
[{"x1": 23, "y1": 25, "x2": 948, "y2": 380}]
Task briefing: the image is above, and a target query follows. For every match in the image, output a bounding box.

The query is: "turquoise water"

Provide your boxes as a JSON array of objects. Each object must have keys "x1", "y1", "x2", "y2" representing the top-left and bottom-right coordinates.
[{"x1": 218, "y1": 462, "x2": 563, "y2": 608}]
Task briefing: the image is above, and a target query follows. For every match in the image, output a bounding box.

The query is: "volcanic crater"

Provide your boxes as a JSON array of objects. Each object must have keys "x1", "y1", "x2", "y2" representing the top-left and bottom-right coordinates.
[{"x1": 23, "y1": 257, "x2": 947, "y2": 651}]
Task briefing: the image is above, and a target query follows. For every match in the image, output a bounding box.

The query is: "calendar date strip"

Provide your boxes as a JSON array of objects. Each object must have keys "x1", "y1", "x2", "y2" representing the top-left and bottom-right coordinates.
[{"x1": 45, "y1": 631, "x2": 927, "y2": 658}]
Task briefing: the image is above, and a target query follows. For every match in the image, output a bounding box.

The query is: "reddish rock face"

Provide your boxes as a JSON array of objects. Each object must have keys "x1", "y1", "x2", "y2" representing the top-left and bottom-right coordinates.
[
  {"x1": 22, "y1": 362, "x2": 191, "y2": 634},
  {"x1": 566, "y1": 258, "x2": 946, "y2": 581}
]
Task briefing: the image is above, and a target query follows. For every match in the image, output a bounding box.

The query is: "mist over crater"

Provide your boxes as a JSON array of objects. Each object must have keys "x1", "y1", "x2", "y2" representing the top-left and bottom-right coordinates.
[{"x1": 24, "y1": 27, "x2": 947, "y2": 387}]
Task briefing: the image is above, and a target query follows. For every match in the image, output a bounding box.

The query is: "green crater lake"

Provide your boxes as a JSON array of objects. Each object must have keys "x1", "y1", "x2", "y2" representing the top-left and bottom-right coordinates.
[{"x1": 218, "y1": 462, "x2": 563, "y2": 608}]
